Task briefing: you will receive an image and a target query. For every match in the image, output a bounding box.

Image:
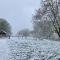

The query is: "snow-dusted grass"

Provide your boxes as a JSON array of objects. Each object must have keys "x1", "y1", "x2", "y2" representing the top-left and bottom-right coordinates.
[
  {"x1": 7, "y1": 37, "x2": 60, "y2": 60},
  {"x1": 0, "y1": 37, "x2": 60, "y2": 60}
]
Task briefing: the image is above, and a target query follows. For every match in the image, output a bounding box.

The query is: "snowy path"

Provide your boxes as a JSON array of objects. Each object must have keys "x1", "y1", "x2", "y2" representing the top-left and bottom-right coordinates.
[{"x1": 0, "y1": 38, "x2": 9, "y2": 60}]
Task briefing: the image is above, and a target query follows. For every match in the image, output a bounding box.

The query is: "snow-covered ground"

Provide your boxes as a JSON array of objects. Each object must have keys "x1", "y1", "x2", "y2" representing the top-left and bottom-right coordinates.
[
  {"x1": 0, "y1": 37, "x2": 60, "y2": 60},
  {"x1": 0, "y1": 38, "x2": 9, "y2": 60}
]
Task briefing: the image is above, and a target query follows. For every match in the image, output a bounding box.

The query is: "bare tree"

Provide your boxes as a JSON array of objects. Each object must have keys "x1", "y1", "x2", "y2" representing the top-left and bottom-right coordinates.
[{"x1": 32, "y1": 0, "x2": 60, "y2": 38}]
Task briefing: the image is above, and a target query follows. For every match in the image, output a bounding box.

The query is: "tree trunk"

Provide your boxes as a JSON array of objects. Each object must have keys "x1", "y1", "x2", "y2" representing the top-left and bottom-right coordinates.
[{"x1": 57, "y1": 28, "x2": 60, "y2": 37}]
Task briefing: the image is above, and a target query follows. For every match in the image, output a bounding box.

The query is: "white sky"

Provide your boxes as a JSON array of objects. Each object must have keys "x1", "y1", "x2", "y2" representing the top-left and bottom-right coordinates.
[{"x1": 0, "y1": 0, "x2": 40, "y2": 34}]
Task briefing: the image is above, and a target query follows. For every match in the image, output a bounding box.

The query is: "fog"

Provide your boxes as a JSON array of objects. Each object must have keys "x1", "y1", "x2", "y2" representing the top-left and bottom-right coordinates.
[{"x1": 0, "y1": 0, "x2": 40, "y2": 33}]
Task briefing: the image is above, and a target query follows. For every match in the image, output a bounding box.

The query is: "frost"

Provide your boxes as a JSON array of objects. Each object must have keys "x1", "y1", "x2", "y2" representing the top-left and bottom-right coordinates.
[{"x1": 0, "y1": 37, "x2": 60, "y2": 60}]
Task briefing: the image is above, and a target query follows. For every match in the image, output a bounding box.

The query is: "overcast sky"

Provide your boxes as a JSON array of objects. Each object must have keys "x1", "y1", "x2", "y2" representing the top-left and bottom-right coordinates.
[{"x1": 0, "y1": 0, "x2": 40, "y2": 34}]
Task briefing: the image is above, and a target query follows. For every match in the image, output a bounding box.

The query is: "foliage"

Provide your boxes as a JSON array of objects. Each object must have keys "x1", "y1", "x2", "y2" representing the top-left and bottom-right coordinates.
[{"x1": 0, "y1": 18, "x2": 11, "y2": 35}]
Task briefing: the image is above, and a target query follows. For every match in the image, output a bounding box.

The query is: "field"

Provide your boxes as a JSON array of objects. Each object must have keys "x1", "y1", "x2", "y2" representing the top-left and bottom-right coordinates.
[{"x1": 0, "y1": 37, "x2": 60, "y2": 60}]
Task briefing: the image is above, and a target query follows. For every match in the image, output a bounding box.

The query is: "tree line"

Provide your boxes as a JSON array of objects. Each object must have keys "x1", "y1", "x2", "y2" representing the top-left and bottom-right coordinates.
[
  {"x1": 1, "y1": 0, "x2": 60, "y2": 39},
  {"x1": 17, "y1": 0, "x2": 60, "y2": 39}
]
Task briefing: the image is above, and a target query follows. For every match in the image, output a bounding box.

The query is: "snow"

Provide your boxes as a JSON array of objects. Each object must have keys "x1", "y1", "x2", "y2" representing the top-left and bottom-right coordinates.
[
  {"x1": 0, "y1": 37, "x2": 60, "y2": 60},
  {"x1": 0, "y1": 38, "x2": 9, "y2": 60}
]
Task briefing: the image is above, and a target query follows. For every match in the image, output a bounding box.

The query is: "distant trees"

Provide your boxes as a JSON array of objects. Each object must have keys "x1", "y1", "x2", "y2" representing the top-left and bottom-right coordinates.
[
  {"x1": 32, "y1": 0, "x2": 60, "y2": 39},
  {"x1": 17, "y1": 29, "x2": 30, "y2": 38},
  {"x1": 17, "y1": 29, "x2": 40, "y2": 39},
  {"x1": 0, "y1": 18, "x2": 11, "y2": 36}
]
